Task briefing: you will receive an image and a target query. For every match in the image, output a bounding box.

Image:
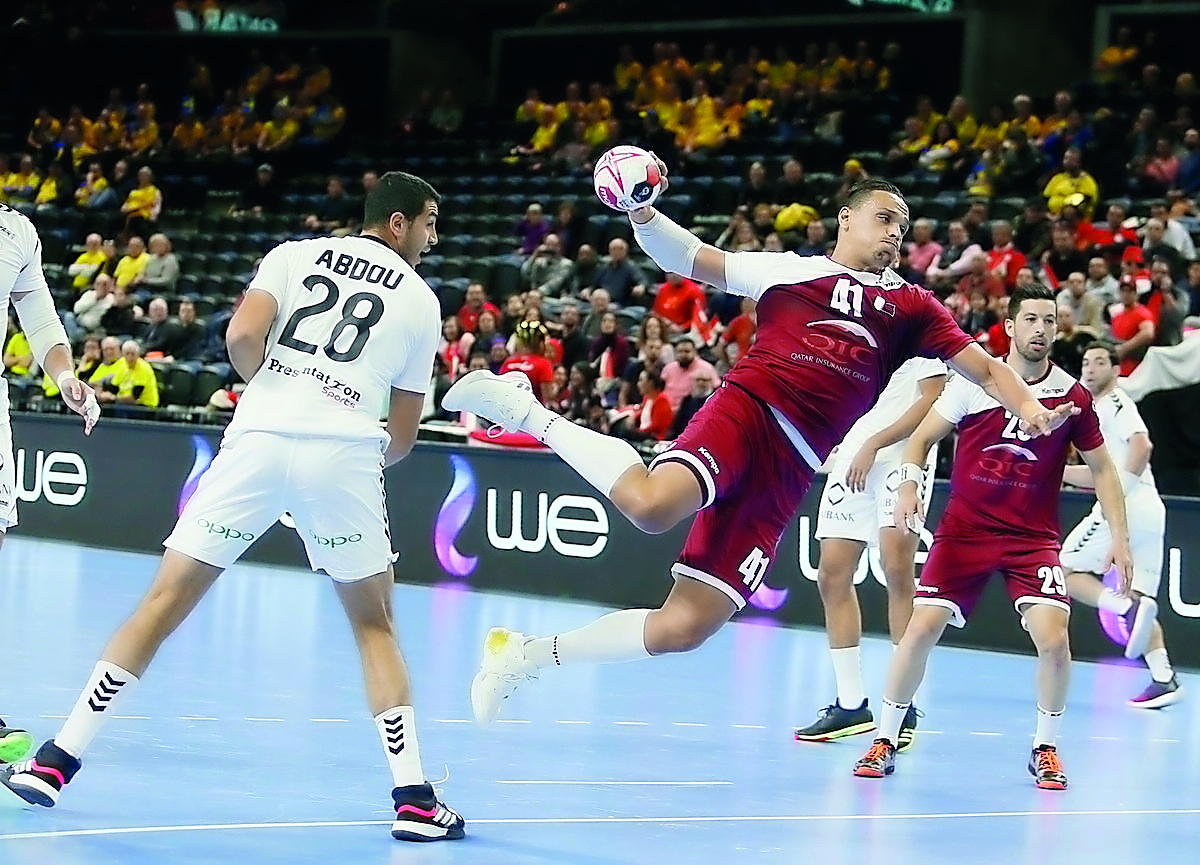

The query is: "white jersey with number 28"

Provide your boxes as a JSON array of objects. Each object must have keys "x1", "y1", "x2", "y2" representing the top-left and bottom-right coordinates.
[{"x1": 225, "y1": 234, "x2": 441, "y2": 444}]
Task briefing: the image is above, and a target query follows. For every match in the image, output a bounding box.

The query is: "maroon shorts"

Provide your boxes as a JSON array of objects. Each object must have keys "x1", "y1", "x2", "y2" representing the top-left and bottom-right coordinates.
[
  {"x1": 649, "y1": 384, "x2": 815, "y2": 608},
  {"x1": 915, "y1": 533, "x2": 1071, "y2": 628}
]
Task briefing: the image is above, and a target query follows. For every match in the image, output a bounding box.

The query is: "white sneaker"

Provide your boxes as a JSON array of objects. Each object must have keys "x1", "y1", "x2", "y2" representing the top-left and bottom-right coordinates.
[
  {"x1": 471, "y1": 628, "x2": 539, "y2": 723},
  {"x1": 443, "y1": 370, "x2": 535, "y2": 434}
]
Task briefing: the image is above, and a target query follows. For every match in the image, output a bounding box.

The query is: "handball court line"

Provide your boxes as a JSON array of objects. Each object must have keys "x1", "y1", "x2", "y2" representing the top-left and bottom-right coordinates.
[{"x1": 4, "y1": 809, "x2": 1200, "y2": 842}]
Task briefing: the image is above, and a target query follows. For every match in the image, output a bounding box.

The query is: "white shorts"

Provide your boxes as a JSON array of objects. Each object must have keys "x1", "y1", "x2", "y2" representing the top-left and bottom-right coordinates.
[
  {"x1": 814, "y1": 444, "x2": 936, "y2": 545},
  {"x1": 164, "y1": 431, "x2": 395, "y2": 582},
  {"x1": 0, "y1": 421, "x2": 16, "y2": 531},
  {"x1": 1060, "y1": 487, "x2": 1165, "y2": 596}
]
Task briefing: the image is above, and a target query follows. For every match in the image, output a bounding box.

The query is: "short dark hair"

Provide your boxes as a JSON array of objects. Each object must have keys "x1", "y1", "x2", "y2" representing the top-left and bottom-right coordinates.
[
  {"x1": 1082, "y1": 340, "x2": 1118, "y2": 366},
  {"x1": 362, "y1": 171, "x2": 440, "y2": 229},
  {"x1": 844, "y1": 178, "x2": 904, "y2": 211},
  {"x1": 1006, "y1": 283, "x2": 1056, "y2": 319},
  {"x1": 673, "y1": 335, "x2": 696, "y2": 349},
  {"x1": 641, "y1": 369, "x2": 665, "y2": 391}
]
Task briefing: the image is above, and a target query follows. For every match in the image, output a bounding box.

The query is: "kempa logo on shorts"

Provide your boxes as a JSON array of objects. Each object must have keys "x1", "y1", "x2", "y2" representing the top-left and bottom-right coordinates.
[
  {"x1": 197, "y1": 518, "x2": 254, "y2": 541},
  {"x1": 310, "y1": 531, "x2": 362, "y2": 547}
]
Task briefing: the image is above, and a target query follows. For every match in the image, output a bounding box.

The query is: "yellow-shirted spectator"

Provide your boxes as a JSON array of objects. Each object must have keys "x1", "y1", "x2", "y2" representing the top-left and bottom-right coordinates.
[
  {"x1": 303, "y1": 48, "x2": 332, "y2": 98},
  {"x1": 1095, "y1": 26, "x2": 1138, "y2": 85},
  {"x1": 796, "y1": 43, "x2": 821, "y2": 92},
  {"x1": 614, "y1": 45, "x2": 644, "y2": 94},
  {"x1": 668, "y1": 44, "x2": 692, "y2": 81},
  {"x1": 122, "y1": 168, "x2": 162, "y2": 234},
  {"x1": 123, "y1": 105, "x2": 161, "y2": 158},
  {"x1": 583, "y1": 104, "x2": 616, "y2": 149},
  {"x1": 649, "y1": 43, "x2": 676, "y2": 90},
  {"x1": 103, "y1": 88, "x2": 127, "y2": 129},
  {"x1": 170, "y1": 113, "x2": 207, "y2": 154},
  {"x1": 67, "y1": 106, "x2": 93, "y2": 141},
  {"x1": 84, "y1": 109, "x2": 115, "y2": 151},
  {"x1": 1009, "y1": 94, "x2": 1041, "y2": 141},
  {"x1": 114, "y1": 236, "x2": 151, "y2": 288},
  {"x1": 888, "y1": 117, "x2": 930, "y2": 166},
  {"x1": 649, "y1": 83, "x2": 683, "y2": 130},
  {"x1": 515, "y1": 91, "x2": 546, "y2": 123},
  {"x1": 513, "y1": 105, "x2": 560, "y2": 157},
  {"x1": 69, "y1": 234, "x2": 108, "y2": 290},
  {"x1": 75, "y1": 163, "x2": 109, "y2": 208},
  {"x1": 819, "y1": 41, "x2": 851, "y2": 93},
  {"x1": 972, "y1": 104, "x2": 1009, "y2": 152},
  {"x1": 34, "y1": 163, "x2": 66, "y2": 207},
  {"x1": 745, "y1": 80, "x2": 774, "y2": 121},
  {"x1": 100, "y1": 341, "x2": 159, "y2": 409},
  {"x1": 244, "y1": 50, "x2": 273, "y2": 97},
  {"x1": 1043, "y1": 146, "x2": 1099, "y2": 218},
  {"x1": 27, "y1": 108, "x2": 61, "y2": 154},
  {"x1": 747, "y1": 47, "x2": 769, "y2": 78},
  {"x1": 4, "y1": 323, "x2": 33, "y2": 378},
  {"x1": 691, "y1": 44, "x2": 723, "y2": 85},
  {"x1": 232, "y1": 112, "x2": 264, "y2": 156},
  {"x1": 690, "y1": 80, "x2": 716, "y2": 124},
  {"x1": 917, "y1": 122, "x2": 961, "y2": 174},
  {"x1": 1038, "y1": 91, "x2": 1073, "y2": 142},
  {"x1": 768, "y1": 48, "x2": 797, "y2": 90},
  {"x1": 670, "y1": 103, "x2": 696, "y2": 149},
  {"x1": 3, "y1": 155, "x2": 41, "y2": 203},
  {"x1": 88, "y1": 337, "x2": 124, "y2": 388},
  {"x1": 849, "y1": 41, "x2": 878, "y2": 89},
  {"x1": 945, "y1": 95, "x2": 978, "y2": 144},
  {"x1": 586, "y1": 83, "x2": 613, "y2": 121},
  {"x1": 309, "y1": 95, "x2": 347, "y2": 142},
  {"x1": 258, "y1": 105, "x2": 299, "y2": 154},
  {"x1": 554, "y1": 82, "x2": 585, "y2": 125},
  {"x1": 913, "y1": 96, "x2": 943, "y2": 138},
  {"x1": 686, "y1": 97, "x2": 739, "y2": 152},
  {"x1": 203, "y1": 116, "x2": 233, "y2": 155}
]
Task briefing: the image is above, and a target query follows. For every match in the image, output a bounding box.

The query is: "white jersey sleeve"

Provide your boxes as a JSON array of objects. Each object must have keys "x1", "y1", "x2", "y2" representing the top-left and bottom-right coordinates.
[
  {"x1": 246, "y1": 243, "x2": 294, "y2": 307},
  {"x1": 392, "y1": 291, "x2": 441, "y2": 394},
  {"x1": 723, "y1": 251, "x2": 812, "y2": 300},
  {"x1": 0, "y1": 203, "x2": 45, "y2": 300},
  {"x1": 931, "y1": 372, "x2": 992, "y2": 425}
]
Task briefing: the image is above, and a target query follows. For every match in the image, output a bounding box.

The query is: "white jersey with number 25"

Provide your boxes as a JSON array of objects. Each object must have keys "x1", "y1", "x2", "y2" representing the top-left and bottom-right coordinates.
[{"x1": 225, "y1": 234, "x2": 441, "y2": 444}]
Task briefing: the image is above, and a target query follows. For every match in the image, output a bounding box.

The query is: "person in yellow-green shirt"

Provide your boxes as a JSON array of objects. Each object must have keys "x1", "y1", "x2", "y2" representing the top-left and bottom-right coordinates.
[
  {"x1": 4, "y1": 318, "x2": 34, "y2": 379},
  {"x1": 512, "y1": 105, "x2": 560, "y2": 156},
  {"x1": 945, "y1": 95, "x2": 978, "y2": 144},
  {"x1": 1009, "y1": 94, "x2": 1041, "y2": 141},
  {"x1": 96, "y1": 340, "x2": 159, "y2": 409},
  {"x1": 3, "y1": 154, "x2": 41, "y2": 204},
  {"x1": 169, "y1": 112, "x2": 207, "y2": 155},
  {"x1": 744, "y1": 79, "x2": 775, "y2": 126},
  {"x1": 971, "y1": 103, "x2": 1010, "y2": 153},
  {"x1": 123, "y1": 105, "x2": 160, "y2": 158},
  {"x1": 76, "y1": 162, "x2": 110, "y2": 208},
  {"x1": 34, "y1": 163, "x2": 68, "y2": 210},
  {"x1": 258, "y1": 105, "x2": 299, "y2": 154},
  {"x1": 114, "y1": 236, "x2": 151, "y2": 288},
  {"x1": 614, "y1": 44, "x2": 644, "y2": 95},
  {"x1": 68, "y1": 234, "x2": 109, "y2": 290},
  {"x1": 87, "y1": 336, "x2": 124, "y2": 388},
  {"x1": 768, "y1": 47, "x2": 797, "y2": 90},
  {"x1": 231, "y1": 111, "x2": 264, "y2": 159},
  {"x1": 122, "y1": 167, "x2": 162, "y2": 237},
  {"x1": 1043, "y1": 146, "x2": 1100, "y2": 218},
  {"x1": 26, "y1": 108, "x2": 61, "y2": 160}
]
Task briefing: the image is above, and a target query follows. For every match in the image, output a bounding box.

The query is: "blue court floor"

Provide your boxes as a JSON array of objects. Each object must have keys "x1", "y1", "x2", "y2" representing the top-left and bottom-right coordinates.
[{"x1": 0, "y1": 537, "x2": 1196, "y2": 865}]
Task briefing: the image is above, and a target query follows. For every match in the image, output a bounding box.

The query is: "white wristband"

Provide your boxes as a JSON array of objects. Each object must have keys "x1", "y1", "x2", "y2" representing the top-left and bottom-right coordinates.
[
  {"x1": 897, "y1": 462, "x2": 925, "y2": 488},
  {"x1": 56, "y1": 370, "x2": 76, "y2": 390}
]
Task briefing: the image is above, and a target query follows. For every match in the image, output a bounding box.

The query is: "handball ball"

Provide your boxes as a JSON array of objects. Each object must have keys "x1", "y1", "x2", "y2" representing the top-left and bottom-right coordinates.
[{"x1": 593, "y1": 145, "x2": 664, "y2": 212}]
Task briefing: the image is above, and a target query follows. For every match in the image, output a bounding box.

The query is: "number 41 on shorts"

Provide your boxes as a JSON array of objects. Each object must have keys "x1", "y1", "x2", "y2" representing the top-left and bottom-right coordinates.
[{"x1": 739, "y1": 547, "x2": 771, "y2": 593}]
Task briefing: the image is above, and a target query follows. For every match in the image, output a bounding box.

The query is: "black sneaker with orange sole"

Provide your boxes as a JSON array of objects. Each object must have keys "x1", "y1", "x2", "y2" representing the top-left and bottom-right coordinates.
[
  {"x1": 1028, "y1": 745, "x2": 1068, "y2": 790},
  {"x1": 853, "y1": 738, "x2": 897, "y2": 778}
]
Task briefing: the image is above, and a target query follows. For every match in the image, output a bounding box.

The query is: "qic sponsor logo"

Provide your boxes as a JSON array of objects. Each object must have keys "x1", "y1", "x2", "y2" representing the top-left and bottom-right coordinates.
[{"x1": 15, "y1": 449, "x2": 88, "y2": 507}]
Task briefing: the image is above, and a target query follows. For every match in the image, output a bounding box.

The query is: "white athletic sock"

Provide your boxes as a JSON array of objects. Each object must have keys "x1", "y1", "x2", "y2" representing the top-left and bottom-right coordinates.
[
  {"x1": 1097, "y1": 589, "x2": 1132, "y2": 615},
  {"x1": 1034, "y1": 705, "x2": 1063, "y2": 748},
  {"x1": 1145, "y1": 648, "x2": 1174, "y2": 682},
  {"x1": 524, "y1": 609, "x2": 652, "y2": 669},
  {"x1": 877, "y1": 698, "x2": 909, "y2": 745},
  {"x1": 525, "y1": 406, "x2": 644, "y2": 498},
  {"x1": 54, "y1": 661, "x2": 139, "y2": 759},
  {"x1": 375, "y1": 706, "x2": 425, "y2": 788},
  {"x1": 830, "y1": 646, "x2": 865, "y2": 709}
]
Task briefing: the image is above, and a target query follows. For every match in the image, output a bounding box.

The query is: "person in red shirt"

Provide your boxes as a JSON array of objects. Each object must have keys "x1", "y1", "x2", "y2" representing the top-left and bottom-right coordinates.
[
  {"x1": 652, "y1": 272, "x2": 711, "y2": 341},
  {"x1": 1111, "y1": 276, "x2": 1156, "y2": 375},
  {"x1": 1085, "y1": 202, "x2": 1138, "y2": 265},
  {"x1": 720, "y1": 296, "x2": 757, "y2": 369},
  {"x1": 614, "y1": 368, "x2": 674, "y2": 441},
  {"x1": 986, "y1": 221, "x2": 1026, "y2": 292},
  {"x1": 499, "y1": 320, "x2": 555, "y2": 403},
  {"x1": 457, "y1": 282, "x2": 503, "y2": 334},
  {"x1": 984, "y1": 295, "x2": 1011, "y2": 357}
]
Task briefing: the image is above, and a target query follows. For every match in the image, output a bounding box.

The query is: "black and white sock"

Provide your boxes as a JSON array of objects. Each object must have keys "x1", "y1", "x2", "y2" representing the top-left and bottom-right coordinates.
[
  {"x1": 375, "y1": 706, "x2": 424, "y2": 788},
  {"x1": 55, "y1": 661, "x2": 139, "y2": 758}
]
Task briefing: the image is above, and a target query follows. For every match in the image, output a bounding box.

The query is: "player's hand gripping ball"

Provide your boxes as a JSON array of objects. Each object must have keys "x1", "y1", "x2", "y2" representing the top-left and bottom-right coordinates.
[{"x1": 593, "y1": 145, "x2": 665, "y2": 212}]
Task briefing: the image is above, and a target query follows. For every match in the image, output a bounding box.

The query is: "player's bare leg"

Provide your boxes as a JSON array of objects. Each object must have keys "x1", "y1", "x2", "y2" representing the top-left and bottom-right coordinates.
[
  {"x1": 795, "y1": 538, "x2": 876, "y2": 742},
  {"x1": 0, "y1": 532, "x2": 33, "y2": 764},
  {"x1": 471, "y1": 576, "x2": 736, "y2": 723},
  {"x1": 854, "y1": 604, "x2": 950, "y2": 778},
  {"x1": 1066, "y1": 570, "x2": 1179, "y2": 706},
  {"x1": 2, "y1": 551, "x2": 221, "y2": 806},
  {"x1": 1022, "y1": 603, "x2": 1071, "y2": 790},
  {"x1": 334, "y1": 570, "x2": 464, "y2": 842},
  {"x1": 879, "y1": 527, "x2": 920, "y2": 643}
]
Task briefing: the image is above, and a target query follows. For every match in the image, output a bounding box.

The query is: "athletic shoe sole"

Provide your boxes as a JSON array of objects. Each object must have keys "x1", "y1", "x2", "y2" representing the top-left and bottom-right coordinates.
[
  {"x1": 0, "y1": 731, "x2": 33, "y2": 765},
  {"x1": 1, "y1": 773, "x2": 59, "y2": 807},
  {"x1": 793, "y1": 720, "x2": 877, "y2": 742},
  {"x1": 853, "y1": 762, "x2": 894, "y2": 778},
  {"x1": 897, "y1": 729, "x2": 916, "y2": 753},
  {"x1": 1033, "y1": 776, "x2": 1068, "y2": 790},
  {"x1": 391, "y1": 821, "x2": 466, "y2": 842},
  {"x1": 1128, "y1": 684, "x2": 1184, "y2": 710}
]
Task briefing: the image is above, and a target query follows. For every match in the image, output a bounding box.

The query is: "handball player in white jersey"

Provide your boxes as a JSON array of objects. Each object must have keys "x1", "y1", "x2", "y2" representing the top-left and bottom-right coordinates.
[
  {"x1": 444, "y1": 159, "x2": 1078, "y2": 733},
  {"x1": 793, "y1": 356, "x2": 945, "y2": 748},
  {"x1": 1, "y1": 174, "x2": 465, "y2": 842},
  {"x1": 0, "y1": 202, "x2": 101, "y2": 764},
  {"x1": 1061, "y1": 342, "x2": 1181, "y2": 708}
]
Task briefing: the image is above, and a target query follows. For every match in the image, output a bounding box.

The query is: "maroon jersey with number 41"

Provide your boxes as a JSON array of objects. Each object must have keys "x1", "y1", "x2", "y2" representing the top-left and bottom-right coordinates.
[{"x1": 721, "y1": 253, "x2": 972, "y2": 463}]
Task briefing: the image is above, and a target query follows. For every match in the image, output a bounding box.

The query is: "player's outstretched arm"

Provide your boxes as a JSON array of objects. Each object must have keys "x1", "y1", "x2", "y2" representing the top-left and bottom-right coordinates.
[
  {"x1": 629, "y1": 206, "x2": 729, "y2": 291},
  {"x1": 894, "y1": 408, "x2": 956, "y2": 535},
  {"x1": 1078, "y1": 444, "x2": 1135, "y2": 594},
  {"x1": 226, "y1": 288, "x2": 279, "y2": 382},
  {"x1": 948, "y1": 343, "x2": 1078, "y2": 437}
]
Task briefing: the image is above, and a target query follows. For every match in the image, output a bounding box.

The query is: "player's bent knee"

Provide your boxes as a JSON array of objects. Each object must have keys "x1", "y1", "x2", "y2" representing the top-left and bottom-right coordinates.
[
  {"x1": 1034, "y1": 628, "x2": 1071, "y2": 660},
  {"x1": 816, "y1": 567, "x2": 855, "y2": 600}
]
